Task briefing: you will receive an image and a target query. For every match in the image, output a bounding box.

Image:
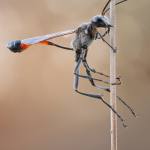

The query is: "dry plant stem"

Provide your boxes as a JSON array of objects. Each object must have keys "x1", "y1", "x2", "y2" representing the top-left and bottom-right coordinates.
[{"x1": 110, "y1": 1, "x2": 117, "y2": 150}]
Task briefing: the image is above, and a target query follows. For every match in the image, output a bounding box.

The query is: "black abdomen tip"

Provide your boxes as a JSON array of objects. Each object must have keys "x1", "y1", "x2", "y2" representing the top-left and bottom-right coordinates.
[{"x1": 6, "y1": 40, "x2": 22, "y2": 53}]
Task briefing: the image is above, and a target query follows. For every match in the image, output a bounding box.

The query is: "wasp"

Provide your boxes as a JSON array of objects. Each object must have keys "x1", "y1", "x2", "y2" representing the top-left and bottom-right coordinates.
[{"x1": 6, "y1": 0, "x2": 138, "y2": 128}]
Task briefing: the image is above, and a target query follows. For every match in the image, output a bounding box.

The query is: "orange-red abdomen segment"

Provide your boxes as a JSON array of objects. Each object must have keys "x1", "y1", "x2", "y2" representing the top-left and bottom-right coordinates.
[
  {"x1": 38, "y1": 41, "x2": 50, "y2": 45},
  {"x1": 6, "y1": 40, "x2": 31, "y2": 53},
  {"x1": 20, "y1": 42, "x2": 31, "y2": 51},
  {"x1": 6, "y1": 40, "x2": 55, "y2": 53},
  {"x1": 38, "y1": 41, "x2": 55, "y2": 46}
]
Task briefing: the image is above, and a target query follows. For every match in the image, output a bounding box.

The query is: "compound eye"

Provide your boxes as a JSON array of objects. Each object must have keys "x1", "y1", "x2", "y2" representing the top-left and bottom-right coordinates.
[{"x1": 92, "y1": 16, "x2": 106, "y2": 27}]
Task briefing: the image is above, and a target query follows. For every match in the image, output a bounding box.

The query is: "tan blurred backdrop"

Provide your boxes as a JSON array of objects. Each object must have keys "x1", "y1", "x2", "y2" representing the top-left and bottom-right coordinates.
[{"x1": 0, "y1": 0, "x2": 150, "y2": 150}]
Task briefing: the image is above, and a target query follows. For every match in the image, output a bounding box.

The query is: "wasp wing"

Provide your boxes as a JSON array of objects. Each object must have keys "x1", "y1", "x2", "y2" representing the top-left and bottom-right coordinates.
[
  {"x1": 63, "y1": 33, "x2": 75, "y2": 39},
  {"x1": 22, "y1": 29, "x2": 77, "y2": 45}
]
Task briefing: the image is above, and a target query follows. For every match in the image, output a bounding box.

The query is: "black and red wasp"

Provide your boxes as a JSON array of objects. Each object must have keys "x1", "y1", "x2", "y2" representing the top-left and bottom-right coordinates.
[{"x1": 6, "y1": 0, "x2": 138, "y2": 128}]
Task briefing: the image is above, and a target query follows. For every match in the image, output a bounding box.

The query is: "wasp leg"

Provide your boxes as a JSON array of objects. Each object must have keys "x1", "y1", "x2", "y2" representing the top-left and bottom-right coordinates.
[
  {"x1": 74, "y1": 58, "x2": 128, "y2": 128},
  {"x1": 116, "y1": 95, "x2": 139, "y2": 118},
  {"x1": 83, "y1": 59, "x2": 121, "y2": 81},
  {"x1": 94, "y1": 30, "x2": 108, "y2": 40},
  {"x1": 97, "y1": 32, "x2": 117, "y2": 53},
  {"x1": 82, "y1": 60, "x2": 110, "y2": 92},
  {"x1": 74, "y1": 72, "x2": 121, "y2": 85},
  {"x1": 74, "y1": 49, "x2": 120, "y2": 85},
  {"x1": 82, "y1": 60, "x2": 138, "y2": 118}
]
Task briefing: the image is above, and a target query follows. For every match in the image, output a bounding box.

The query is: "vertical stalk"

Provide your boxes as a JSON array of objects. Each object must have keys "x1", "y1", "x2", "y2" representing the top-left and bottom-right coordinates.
[{"x1": 110, "y1": 1, "x2": 117, "y2": 150}]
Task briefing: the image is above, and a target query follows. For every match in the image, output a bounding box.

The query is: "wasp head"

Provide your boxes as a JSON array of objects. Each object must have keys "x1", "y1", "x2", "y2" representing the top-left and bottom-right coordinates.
[{"x1": 92, "y1": 15, "x2": 113, "y2": 28}]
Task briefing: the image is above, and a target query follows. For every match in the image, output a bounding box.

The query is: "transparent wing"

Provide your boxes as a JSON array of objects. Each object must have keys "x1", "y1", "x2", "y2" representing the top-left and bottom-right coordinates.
[
  {"x1": 22, "y1": 29, "x2": 77, "y2": 45},
  {"x1": 63, "y1": 33, "x2": 75, "y2": 39}
]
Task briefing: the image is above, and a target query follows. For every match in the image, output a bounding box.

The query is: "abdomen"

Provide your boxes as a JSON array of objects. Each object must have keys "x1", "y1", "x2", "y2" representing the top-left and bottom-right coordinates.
[{"x1": 6, "y1": 40, "x2": 31, "y2": 53}]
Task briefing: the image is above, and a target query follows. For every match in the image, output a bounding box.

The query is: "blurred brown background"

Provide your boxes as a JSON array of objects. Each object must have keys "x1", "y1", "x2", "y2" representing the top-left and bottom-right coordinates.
[{"x1": 0, "y1": 0, "x2": 150, "y2": 150}]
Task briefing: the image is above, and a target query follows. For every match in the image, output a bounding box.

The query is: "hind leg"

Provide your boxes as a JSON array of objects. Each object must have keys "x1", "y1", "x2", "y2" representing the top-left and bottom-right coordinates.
[
  {"x1": 73, "y1": 57, "x2": 128, "y2": 128},
  {"x1": 82, "y1": 60, "x2": 138, "y2": 118}
]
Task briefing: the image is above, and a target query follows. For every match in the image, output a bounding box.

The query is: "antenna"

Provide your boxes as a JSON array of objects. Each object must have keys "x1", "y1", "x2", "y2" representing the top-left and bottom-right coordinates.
[
  {"x1": 102, "y1": 0, "x2": 111, "y2": 16},
  {"x1": 102, "y1": 0, "x2": 127, "y2": 15}
]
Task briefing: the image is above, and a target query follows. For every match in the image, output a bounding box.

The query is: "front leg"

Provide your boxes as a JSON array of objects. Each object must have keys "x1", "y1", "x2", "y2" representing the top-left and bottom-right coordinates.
[
  {"x1": 95, "y1": 32, "x2": 118, "y2": 53},
  {"x1": 93, "y1": 29, "x2": 108, "y2": 40}
]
